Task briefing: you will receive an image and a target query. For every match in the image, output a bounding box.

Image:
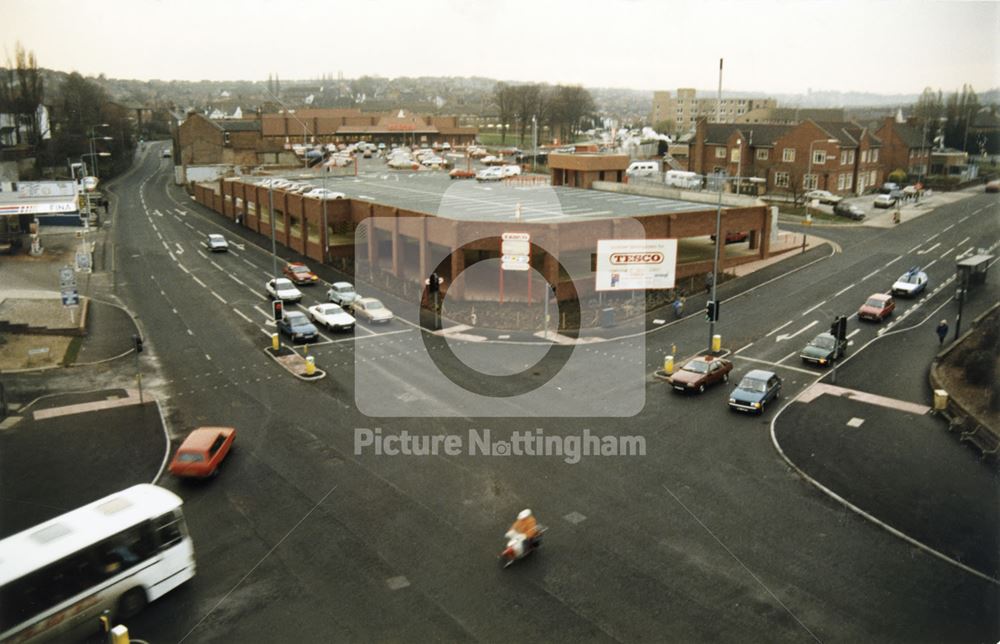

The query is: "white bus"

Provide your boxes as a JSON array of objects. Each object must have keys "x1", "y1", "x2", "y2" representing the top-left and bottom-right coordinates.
[{"x1": 0, "y1": 484, "x2": 195, "y2": 643}]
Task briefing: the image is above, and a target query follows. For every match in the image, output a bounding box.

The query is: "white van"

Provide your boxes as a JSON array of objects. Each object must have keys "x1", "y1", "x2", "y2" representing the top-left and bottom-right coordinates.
[
  {"x1": 626, "y1": 161, "x2": 660, "y2": 178},
  {"x1": 665, "y1": 170, "x2": 703, "y2": 189}
]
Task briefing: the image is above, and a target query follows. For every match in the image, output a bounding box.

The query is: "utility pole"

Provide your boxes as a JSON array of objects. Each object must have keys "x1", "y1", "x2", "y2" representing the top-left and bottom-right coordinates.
[{"x1": 532, "y1": 115, "x2": 538, "y2": 174}]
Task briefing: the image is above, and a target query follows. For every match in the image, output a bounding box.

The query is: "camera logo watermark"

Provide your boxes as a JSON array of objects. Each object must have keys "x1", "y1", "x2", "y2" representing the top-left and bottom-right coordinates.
[
  {"x1": 353, "y1": 181, "x2": 647, "y2": 418},
  {"x1": 355, "y1": 428, "x2": 646, "y2": 465}
]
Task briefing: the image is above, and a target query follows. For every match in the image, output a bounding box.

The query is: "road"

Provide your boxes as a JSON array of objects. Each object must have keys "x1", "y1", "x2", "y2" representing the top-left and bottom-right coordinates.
[{"x1": 56, "y1": 145, "x2": 1000, "y2": 642}]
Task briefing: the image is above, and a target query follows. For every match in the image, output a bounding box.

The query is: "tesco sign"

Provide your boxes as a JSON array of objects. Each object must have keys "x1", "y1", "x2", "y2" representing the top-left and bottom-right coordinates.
[{"x1": 596, "y1": 239, "x2": 676, "y2": 291}]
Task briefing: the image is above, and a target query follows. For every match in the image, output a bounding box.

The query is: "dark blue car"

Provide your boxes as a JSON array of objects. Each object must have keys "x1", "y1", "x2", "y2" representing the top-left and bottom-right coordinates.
[
  {"x1": 277, "y1": 311, "x2": 319, "y2": 343},
  {"x1": 728, "y1": 369, "x2": 782, "y2": 414}
]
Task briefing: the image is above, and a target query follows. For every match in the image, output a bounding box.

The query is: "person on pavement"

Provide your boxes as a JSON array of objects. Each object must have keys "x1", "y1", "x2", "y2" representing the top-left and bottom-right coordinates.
[{"x1": 936, "y1": 319, "x2": 949, "y2": 345}]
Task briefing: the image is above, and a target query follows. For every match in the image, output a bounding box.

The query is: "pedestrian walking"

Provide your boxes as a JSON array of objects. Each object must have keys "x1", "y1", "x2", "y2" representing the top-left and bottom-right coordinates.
[
  {"x1": 936, "y1": 319, "x2": 948, "y2": 345},
  {"x1": 673, "y1": 297, "x2": 684, "y2": 318}
]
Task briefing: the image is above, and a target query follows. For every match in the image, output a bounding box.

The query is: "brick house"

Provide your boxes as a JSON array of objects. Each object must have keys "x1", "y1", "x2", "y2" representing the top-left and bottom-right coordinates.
[
  {"x1": 875, "y1": 117, "x2": 932, "y2": 181},
  {"x1": 689, "y1": 118, "x2": 883, "y2": 198},
  {"x1": 176, "y1": 112, "x2": 262, "y2": 166}
]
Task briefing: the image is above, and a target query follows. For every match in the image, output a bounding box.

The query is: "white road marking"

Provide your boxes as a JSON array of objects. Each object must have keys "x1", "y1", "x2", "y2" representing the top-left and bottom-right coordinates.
[
  {"x1": 168, "y1": 251, "x2": 176, "y2": 262},
  {"x1": 734, "y1": 342, "x2": 753, "y2": 354},
  {"x1": 175, "y1": 243, "x2": 184, "y2": 255},
  {"x1": 187, "y1": 329, "x2": 194, "y2": 336},
  {"x1": 243, "y1": 258, "x2": 255, "y2": 267},
  {"x1": 926, "y1": 233, "x2": 939, "y2": 242},
  {"x1": 205, "y1": 354, "x2": 212, "y2": 361},
  {"x1": 161, "y1": 240, "x2": 170, "y2": 251},
  {"x1": 942, "y1": 224, "x2": 954, "y2": 232},
  {"x1": 775, "y1": 320, "x2": 818, "y2": 342},
  {"x1": 178, "y1": 264, "x2": 190, "y2": 274},
  {"x1": 228, "y1": 274, "x2": 245, "y2": 286},
  {"x1": 192, "y1": 276, "x2": 208, "y2": 288},
  {"x1": 957, "y1": 236, "x2": 970, "y2": 246},
  {"x1": 211, "y1": 261, "x2": 224, "y2": 271},
  {"x1": 765, "y1": 321, "x2": 792, "y2": 337},
  {"x1": 860, "y1": 268, "x2": 880, "y2": 282},
  {"x1": 777, "y1": 350, "x2": 797, "y2": 364},
  {"x1": 846, "y1": 328, "x2": 861, "y2": 339},
  {"x1": 801, "y1": 300, "x2": 827, "y2": 316},
  {"x1": 916, "y1": 242, "x2": 940, "y2": 255},
  {"x1": 923, "y1": 259, "x2": 937, "y2": 270},
  {"x1": 833, "y1": 284, "x2": 854, "y2": 297},
  {"x1": 233, "y1": 308, "x2": 254, "y2": 323},
  {"x1": 907, "y1": 243, "x2": 922, "y2": 253},
  {"x1": 939, "y1": 247, "x2": 955, "y2": 259},
  {"x1": 211, "y1": 291, "x2": 227, "y2": 304},
  {"x1": 197, "y1": 250, "x2": 208, "y2": 259},
  {"x1": 733, "y1": 354, "x2": 817, "y2": 376},
  {"x1": 883, "y1": 256, "x2": 901, "y2": 268}
]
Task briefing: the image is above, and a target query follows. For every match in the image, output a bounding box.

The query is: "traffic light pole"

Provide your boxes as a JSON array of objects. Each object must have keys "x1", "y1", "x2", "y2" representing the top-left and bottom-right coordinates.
[
  {"x1": 708, "y1": 172, "x2": 723, "y2": 352},
  {"x1": 132, "y1": 335, "x2": 143, "y2": 403}
]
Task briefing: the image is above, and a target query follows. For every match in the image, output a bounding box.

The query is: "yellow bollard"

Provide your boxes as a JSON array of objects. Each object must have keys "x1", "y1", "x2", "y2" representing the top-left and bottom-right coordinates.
[
  {"x1": 306, "y1": 356, "x2": 316, "y2": 376},
  {"x1": 933, "y1": 389, "x2": 948, "y2": 411},
  {"x1": 110, "y1": 625, "x2": 129, "y2": 644},
  {"x1": 271, "y1": 333, "x2": 279, "y2": 351},
  {"x1": 664, "y1": 355, "x2": 674, "y2": 375},
  {"x1": 712, "y1": 334, "x2": 722, "y2": 353}
]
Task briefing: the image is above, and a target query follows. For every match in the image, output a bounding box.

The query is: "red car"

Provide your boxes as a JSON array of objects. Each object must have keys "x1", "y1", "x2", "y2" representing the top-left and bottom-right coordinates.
[
  {"x1": 858, "y1": 293, "x2": 895, "y2": 322},
  {"x1": 449, "y1": 169, "x2": 475, "y2": 180},
  {"x1": 667, "y1": 355, "x2": 733, "y2": 393},
  {"x1": 168, "y1": 427, "x2": 236, "y2": 478},
  {"x1": 283, "y1": 262, "x2": 319, "y2": 285}
]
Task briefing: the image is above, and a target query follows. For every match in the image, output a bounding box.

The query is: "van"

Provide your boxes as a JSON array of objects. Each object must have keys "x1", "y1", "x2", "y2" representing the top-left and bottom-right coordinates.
[
  {"x1": 626, "y1": 161, "x2": 659, "y2": 178},
  {"x1": 665, "y1": 170, "x2": 702, "y2": 189}
]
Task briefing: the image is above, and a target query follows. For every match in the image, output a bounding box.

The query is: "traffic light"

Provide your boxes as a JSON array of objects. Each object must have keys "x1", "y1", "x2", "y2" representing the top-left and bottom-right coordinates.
[
  {"x1": 428, "y1": 272, "x2": 440, "y2": 293},
  {"x1": 132, "y1": 334, "x2": 143, "y2": 353},
  {"x1": 830, "y1": 315, "x2": 847, "y2": 341},
  {"x1": 706, "y1": 300, "x2": 719, "y2": 322},
  {"x1": 272, "y1": 299, "x2": 284, "y2": 321}
]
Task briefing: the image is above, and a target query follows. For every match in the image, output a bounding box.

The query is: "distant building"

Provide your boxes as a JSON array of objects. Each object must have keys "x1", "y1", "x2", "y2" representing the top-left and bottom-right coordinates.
[
  {"x1": 735, "y1": 107, "x2": 845, "y2": 125},
  {"x1": 259, "y1": 108, "x2": 477, "y2": 147},
  {"x1": 874, "y1": 117, "x2": 931, "y2": 179},
  {"x1": 651, "y1": 89, "x2": 776, "y2": 131}
]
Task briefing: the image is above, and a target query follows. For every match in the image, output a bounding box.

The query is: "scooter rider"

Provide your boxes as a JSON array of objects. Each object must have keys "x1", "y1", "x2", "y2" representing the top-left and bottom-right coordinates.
[{"x1": 505, "y1": 509, "x2": 540, "y2": 558}]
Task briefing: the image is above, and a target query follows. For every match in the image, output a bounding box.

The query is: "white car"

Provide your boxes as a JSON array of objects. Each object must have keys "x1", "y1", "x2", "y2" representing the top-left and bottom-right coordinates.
[
  {"x1": 891, "y1": 267, "x2": 929, "y2": 297},
  {"x1": 308, "y1": 303, "x2": 356, "y2": 332},
  {"x1": 420, "y1": 156, "x2": 449, "y2": 167},
  {"x1": 327, "y1": 281, "x2": 360, "y2": 307},
  {"x1": 266, "y1": 278, "x2": 303, "y2": 303},
  {"x1": 82, "y1": 176, "x2": 99, "y2": 191},
  {"x1": 476, "y1": 167, "x2": 504, "y2": 182},
  {"x1": 480, "y1": 155, "x2": 499, "y2": 165},
  {"x1": 351, "y1": 297, "x2": 393, "y2": 324},
  {"x1": 499, "y1": 164, "x2": 521, "y2": 178},
  {"x1": 304, "y1": 188, "x2": 346, "y2": 200},
  {"x1": 804, "y1": 190, "x2": 842, "y2": 205},
  {"x1": 388, "y1": 156, "x2": 418, "y2": 170},
  {"x1": 206, "y1": 233, "x2": 228, "y2": 252}
]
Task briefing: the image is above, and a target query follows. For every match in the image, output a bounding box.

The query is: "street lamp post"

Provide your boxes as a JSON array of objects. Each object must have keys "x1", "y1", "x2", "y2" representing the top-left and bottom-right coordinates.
[
  {"x1": 708, "y1": 168, "x2": 724, "y2": 352},
  {"x1": 532, "y1": 115, "x2": 538, "y2": 174},
  {"x1": 734, "y1": 138, "x2": 742, "y2": 196},
  {"x1": 87, "y1": 124, "x2": 111, "y2": 180}
]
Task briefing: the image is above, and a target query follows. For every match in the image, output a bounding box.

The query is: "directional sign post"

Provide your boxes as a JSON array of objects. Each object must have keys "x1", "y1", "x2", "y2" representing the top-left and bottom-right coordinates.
[{"x1": 500, "y1": 233, "x2": 531, "y2": 304}]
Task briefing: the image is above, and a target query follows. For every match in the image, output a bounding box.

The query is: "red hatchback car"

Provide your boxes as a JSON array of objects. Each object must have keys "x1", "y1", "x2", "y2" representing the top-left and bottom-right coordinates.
[
  {"x1": 282, "y1": 262, "x2": 319, "y2": 285},
  {"x1": 858, "y1": 293, "x2": 895, "y2": 322},
  {"x1": 169, "y1": 427, "x2": 236, "y2": 478}
]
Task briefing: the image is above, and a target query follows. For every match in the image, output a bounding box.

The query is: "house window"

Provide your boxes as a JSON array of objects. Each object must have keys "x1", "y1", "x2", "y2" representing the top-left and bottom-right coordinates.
[
  {"x1": 274, "y1": 209, "x2": 285, "y2": 233},
  {"x1": 812, "y1": 150, "x2": 826, "y2": 165},
  {"x1": 223, "y1": 132, "x2": 231, "y2": 146},
  {"x1": 861, "y1": 150, "x2": 869, "y2": 163},
  {"x1": 756, "y1": 149, "x2": 769, "y2": 160},
  {"x1": 848, "y1": 150, "x2": 855, "y2": 164},
  {"x1": 837, "y1": 174, "x2": 845, "y2": 190},
  {"x1": 840, "y1": 151, "x2": 849, "y2": 165},
  {"x1": 307, "y1": 220, "x2": 320, "y2": 243},
  {"x1": 871, "y1": 149, "x2": 879, "y2": 162},
  {"x1": 869, "y1": 170, "x2": 877, "y2": 184},
  {"x1": 730, "y1": 148, "x2": 741, "y2": 162},
  {"x1": 247, "y1": 201, "x2": 256, "y2": 216},
  {"x1": 844, "y1": 173, "x2": 853, "y2": 190},
  {"x1": 782, "y1": 148, "x2": 795, "y2": 162},
  {"x1": 715, "y1": 147, "x2": 726, "y2": 159},
  {"x1": 803, "y1": 174, "x2": 818, "y2": 190},
  {"x1": 289, "y1": 215, "x2": 301, "y2": 239},
  {"x1": 774, "y1": 171, "x2": 789, "y2": 188}
]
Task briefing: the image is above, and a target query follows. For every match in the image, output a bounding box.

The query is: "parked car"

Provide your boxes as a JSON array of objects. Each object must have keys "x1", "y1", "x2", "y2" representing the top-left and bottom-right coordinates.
[
  {"x1": 351, "y1": 297, "x2": 394, "y2": 324},
  {"x1": 891, "y1": 267, "x2": 929, "y2": 297},
  {"x1": 800, "y1": 332, "x2": 846, "y2": 367},
  {"x1": 832, "y1": 202, "x2": 866, "y2": 221},
  {"x1": 499, "y1": 164, "x2": 522, "y2": 178},
  {"x1": 449, "y1": 168, "x2": 475, "y2": 180},
  {"x1": 283, "y1": 262, "x2": 319, "y2": 285},
  {"x1": 986, "y1": 179, "x2": 1000, "y2": 193},
  {"x1": 162, "y1": 149, "x2": 172, "y2": 158},
  {"x1": 277, "y1": 310, "x2": 319, "y2": 343},
  {"x1": 304, "y1": 188, "x2": 346, "y2": 200},
  {"x1": 327, "y1": 281, "x2": 360, "y2": 307},
  {"x1": 308, "y1": 303, "x2": 355, "y2": 332},
  {"x1": 266, "y1": 278, "x2": 303, "y2": 303},
  {"x1": 206, "y1": 234, "x2": 229, "y2": 252},
  {"x1": 873, "y1": 194, "x2": 896, "y2": 209},
  {"x1": 804, "y1": 190, "x2": 843, "y2": 205},
  {"x1": 168, "y1": 427, "x2": 236, "y2": 478},
  {"x1": 710, "y1": 231, "x2": 749, "y2": 244},
  {"x1": 667, "y1": 356, "x2": 733, "y2": 393},
  {"x1": 858, "y1": 293, "x2": 895, "y2": 322},
  {"x1": 728, "y1": 370, "x2": 782, "y2": 414},
  {"x1": 476, "y1": 167, "x2": 504, "y2": 182},
  {"x1": 879, "y1": 182, "x2": 900, "y2": 194}
]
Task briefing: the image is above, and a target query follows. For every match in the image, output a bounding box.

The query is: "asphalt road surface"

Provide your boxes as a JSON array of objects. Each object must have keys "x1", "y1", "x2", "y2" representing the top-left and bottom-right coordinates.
[{"x1": 49, "y1": 145, "x2": 1000, "y2": 642}]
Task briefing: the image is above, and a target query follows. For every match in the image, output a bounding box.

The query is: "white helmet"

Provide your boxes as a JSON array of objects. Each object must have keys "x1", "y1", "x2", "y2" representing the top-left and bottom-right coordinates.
[{"x1": 518, "y1": 509, "x2": 532, "y2": 520}]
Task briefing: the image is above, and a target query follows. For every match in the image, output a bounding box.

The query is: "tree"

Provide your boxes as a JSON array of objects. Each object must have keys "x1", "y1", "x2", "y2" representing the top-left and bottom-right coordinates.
[
  {"x1": 0, "y1": 42, "x2": 45, "y2": 146},
  {"x1": 653, "y1": 120, "x2": 676, "y2": 136},
  {"x1": 547, "y1": 85, "x2": 596, "y2": 143},
  {"x1": 491, "y1": 82, "x2": 515, "y2": 144}
]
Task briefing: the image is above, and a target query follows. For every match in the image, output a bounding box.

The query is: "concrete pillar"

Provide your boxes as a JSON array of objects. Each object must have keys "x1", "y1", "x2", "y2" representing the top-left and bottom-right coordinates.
[
  {"x1": 391, "y1": 216, "x2": 400, "y2": 277},
  {"x1": 450, "y1": 247, "x2": 465, "y2": 299},
  {"x1": 418, "y1": 217, "x2": 428, "y2": 281}
]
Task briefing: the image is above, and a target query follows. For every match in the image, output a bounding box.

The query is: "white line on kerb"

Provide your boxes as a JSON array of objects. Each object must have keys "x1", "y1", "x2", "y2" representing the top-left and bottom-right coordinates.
[{"x1": 765, "y1": 321, "x2": 793, "y2": 337}]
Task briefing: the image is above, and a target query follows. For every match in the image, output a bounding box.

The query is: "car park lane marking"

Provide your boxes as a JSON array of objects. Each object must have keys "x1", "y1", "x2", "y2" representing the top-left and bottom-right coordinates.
[
  {"x1": 797, "y1": 383, "x2": 930, "y2": 414},
  {"x1": 765, "y1": 321, "x2": 792, "y2": 337},
  {"x1": 732, "y1": 354, "x2": 816, "y2": 376},
  {"x1": 233, "y1": 308, "x2": 254, "y2": 324},
  {"x1": 800, "y1": 300, "x2": 827, "y2": 316}
]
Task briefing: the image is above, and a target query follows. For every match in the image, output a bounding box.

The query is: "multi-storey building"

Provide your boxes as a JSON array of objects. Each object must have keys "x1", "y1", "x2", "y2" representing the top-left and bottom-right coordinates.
[{"x1": 650, "y1": 89, "x2": 776, "y2": 131}]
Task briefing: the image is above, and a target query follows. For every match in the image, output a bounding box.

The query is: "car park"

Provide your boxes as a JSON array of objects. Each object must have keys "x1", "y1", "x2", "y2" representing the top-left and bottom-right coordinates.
[
  {"x1": 858, "y1": 293, "x2": 895, "y2": 322},
  {"x1": 804, "y1": 190, "x2": 843, "y2": 205},
  {"x1": 799, "y1": 332, "x2": 846, "y2": 367},
  {"x1": 476, "y1": 167, "x2": 504, "y2": 182},
  {"x1": 667, "y1": 355, "x2": 733, "y2": 393},
  {"x1": 168, "y1": 427, "x2": 236, "y2": 478},
  {"x1": 277, "y1": 310, "x2": 319, "y2": 343},
  {"x1": 206, "y1": 234, "x2": 229, "y2": 252},
  {"x1": 327, "y1": 281, "x2": 359, "y2": 307},
  {"x1": 282, "y1": 262, "x2": 319, "y2": 285},
  {"x1": 728, "y1": 370, "x2": 782, "y2": 414},
  {"x1": 891, "y1": 267, "x2": 928, "y2": 297},
  {"x1": 832, "y1": 202, "x2": 866, "y2": 221},
  {"x1": 873, "y1": 194, "x2": 896, "y2": 208},
  {"x1": 986, "y1": 180, "x2": 1000, "y2": 193},
  {"x1": 266, "y1": 278, "x2": 303, "y2": 303},
  {"x1": 351, "y1": 297, "x2": 394, "y2": 324},
  {"x1": 307, "y1": 303, "x2": 355, "y2": 332}
]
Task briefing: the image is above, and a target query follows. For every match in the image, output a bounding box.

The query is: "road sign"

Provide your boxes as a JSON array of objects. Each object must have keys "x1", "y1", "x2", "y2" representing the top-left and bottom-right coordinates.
[
  {"x1": 501, "y1": 232, "x2": 530, "y2": 272},
  {"x1": 501, "y1": 240, "x2": 530, "y2": 256},
  {"x1": 75, "y1": 249, "x2": 91, "y2": 273},
  {"x1": 501, "y1": 262, "x2": 530, "y2": 271},
  {"x1": 501, "y1": 232, "x2": 530, "y2": 241},
  {"x1": 61, "y1": 289, "x2": 79, "y2": 306},
  {"x1": 59, "y1": 266, "x2": 77, "y2": 289}
]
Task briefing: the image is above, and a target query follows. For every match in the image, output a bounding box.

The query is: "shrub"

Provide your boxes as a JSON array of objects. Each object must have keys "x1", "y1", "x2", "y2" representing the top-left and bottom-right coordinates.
[
  {"x1": 888, "y1": 169, "x2": 908, "y2": 185},
  {"x1": 965, "y1": 349, "x2": 997, "y2": 386}
]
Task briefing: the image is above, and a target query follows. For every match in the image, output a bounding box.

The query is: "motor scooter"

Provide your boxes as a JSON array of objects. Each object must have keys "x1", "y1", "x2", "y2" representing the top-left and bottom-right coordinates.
[{"x1": 499, "y1": 525, "x2": 547, "y2": 568}]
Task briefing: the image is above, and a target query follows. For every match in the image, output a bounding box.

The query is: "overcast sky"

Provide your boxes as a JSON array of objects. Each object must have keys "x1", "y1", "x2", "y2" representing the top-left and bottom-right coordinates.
[{"x1": 3, "y1": 0, "x2": 997, "y2": 95}]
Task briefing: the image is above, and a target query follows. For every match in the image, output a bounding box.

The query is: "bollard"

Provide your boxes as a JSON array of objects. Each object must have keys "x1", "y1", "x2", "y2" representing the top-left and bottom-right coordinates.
[
  {"x1": 712, "y1": 334, "x2": 722, "y2": 353},
  {"x1": 110, "y1": 625, "x2": 129, "y2": 644},
  {"x1": 271, "y1": 333, "x2": 279, "y2": 351},
  {"x1": 933, "y1": 389, "x2": 948, "y2": 411},
  {"x1": 306, "y1": 356, "x2": 316, "y2": 376},
  {"x1": 664, "y1": 355, "x2": 674, "y2": 375},
  {"x1": 303, "y1": 343, "x2": 308, "y2": 356}
]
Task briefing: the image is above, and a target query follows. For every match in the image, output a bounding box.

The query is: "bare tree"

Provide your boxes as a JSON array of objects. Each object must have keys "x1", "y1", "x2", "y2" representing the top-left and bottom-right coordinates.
[{"x1": 492, "y1": 82, "x2": 515, "y2": 144}]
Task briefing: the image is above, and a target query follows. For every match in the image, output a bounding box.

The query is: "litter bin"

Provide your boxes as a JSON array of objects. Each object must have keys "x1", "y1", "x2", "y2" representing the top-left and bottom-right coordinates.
[{"x1": 600, "y1": 307, "x2": 616, "y2": 328}]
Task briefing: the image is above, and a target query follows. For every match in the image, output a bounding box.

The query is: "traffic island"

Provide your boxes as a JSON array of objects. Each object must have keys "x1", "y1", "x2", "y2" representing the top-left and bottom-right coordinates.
[{"x1": 264, "y1": 343, "x2": 326, "y2": 381}]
